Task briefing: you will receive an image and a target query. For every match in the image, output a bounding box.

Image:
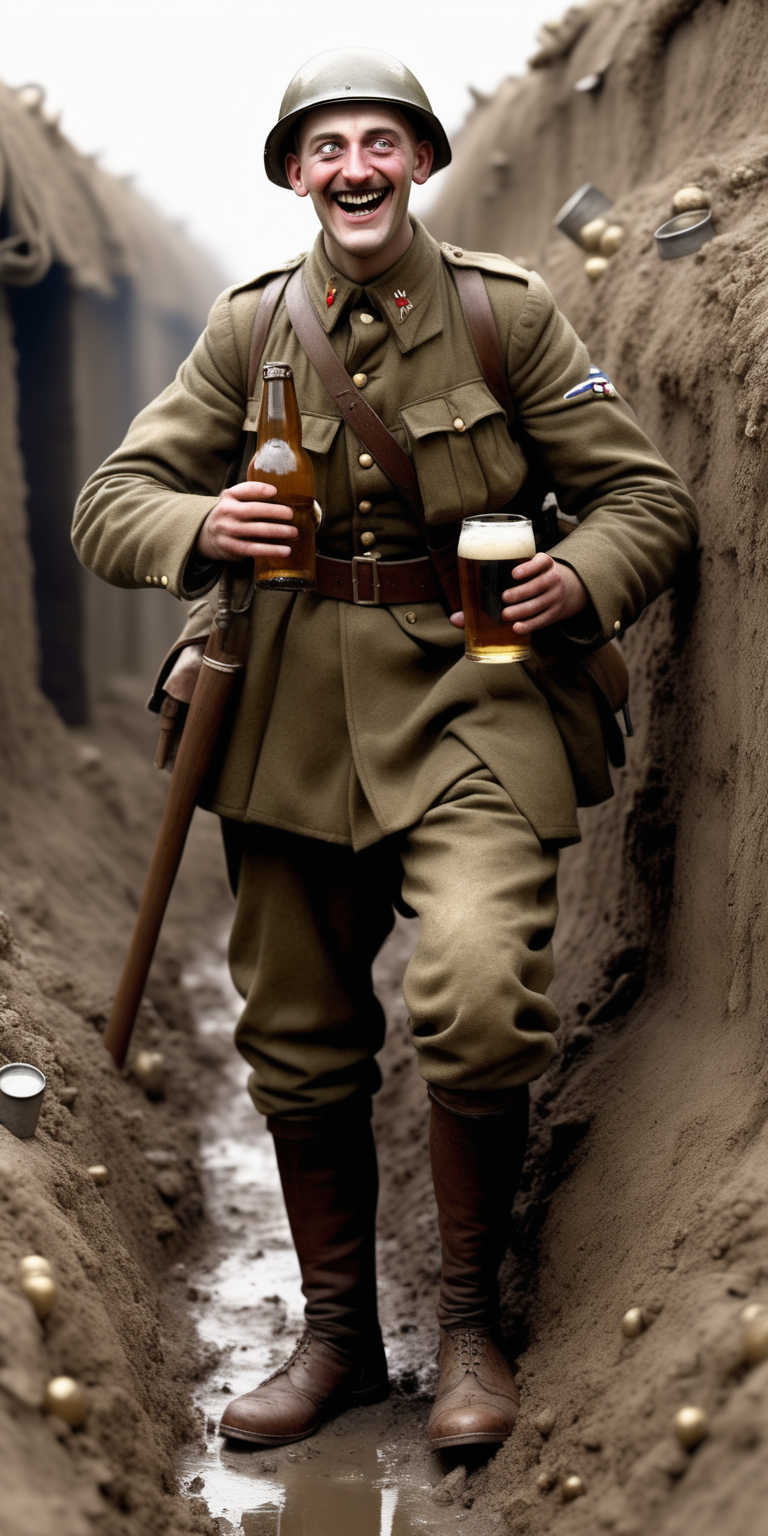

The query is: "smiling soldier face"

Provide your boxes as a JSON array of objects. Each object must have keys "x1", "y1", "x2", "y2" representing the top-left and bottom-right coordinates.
[{"x1": 285, "y1": 104, "x2": 434, "y2": 278}]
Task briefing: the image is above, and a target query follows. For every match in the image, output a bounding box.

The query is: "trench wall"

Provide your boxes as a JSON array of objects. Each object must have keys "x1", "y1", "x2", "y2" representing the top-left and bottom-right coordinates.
[{"x1": 423, "y1": 1, "x2": 768, "y2": 1529}]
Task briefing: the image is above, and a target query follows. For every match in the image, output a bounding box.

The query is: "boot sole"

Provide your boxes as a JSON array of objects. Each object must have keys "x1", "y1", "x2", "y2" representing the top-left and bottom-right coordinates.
[
  {"x1": 219, "y1": 1423, "x2": 317, "y2": 1447},
  {"x1": 429, "y1": 1430, "x2": 510, "y2": 1449},
  {"x1": 218, "y1": 1377, "x2": 390, "y2": 1446}
]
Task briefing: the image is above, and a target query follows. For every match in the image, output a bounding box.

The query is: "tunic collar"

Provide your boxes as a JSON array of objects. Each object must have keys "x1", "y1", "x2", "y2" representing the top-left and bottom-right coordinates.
[{"x1": 301, "y1": 216, "x2": 444, "y2": 354}]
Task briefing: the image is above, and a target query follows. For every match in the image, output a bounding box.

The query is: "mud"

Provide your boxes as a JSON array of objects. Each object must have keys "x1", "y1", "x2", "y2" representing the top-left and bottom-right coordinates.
[{"x1": 175, "y1": 928, "x2": 496, "y2": 1536}]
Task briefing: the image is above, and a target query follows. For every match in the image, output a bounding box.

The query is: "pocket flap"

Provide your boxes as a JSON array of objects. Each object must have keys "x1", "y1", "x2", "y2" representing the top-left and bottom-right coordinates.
[
  {"x1": 242, "y1": 404, "x2": 342, "y2": 455},
  {"x1": 400, "y1": 381, "x2": 505, "y2": 441},
  {"x1": 300, "y1": 413, "x2": 343, "y2": 455}
]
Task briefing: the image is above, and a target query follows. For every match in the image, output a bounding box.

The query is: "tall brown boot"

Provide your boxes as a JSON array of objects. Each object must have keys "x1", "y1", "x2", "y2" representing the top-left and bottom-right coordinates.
[
  {"x1": 427, "y1": 1085, "x2": 528, "y2": 1450},
  {"x1": 219, "y1": 1100, "x2": 388, "y2": 1446}
]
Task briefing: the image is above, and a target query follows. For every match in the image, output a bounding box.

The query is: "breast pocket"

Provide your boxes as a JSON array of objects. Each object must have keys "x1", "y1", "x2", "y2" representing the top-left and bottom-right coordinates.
[
  {"x1": 300, "y1": 412, "x2": 343, "y2": 515},
  {"x1": 400, "y1": 381, "x2": 528, "y2": 525},
  {"x1": 243, "y1": 397, "x2": 342, "y2": 513}
]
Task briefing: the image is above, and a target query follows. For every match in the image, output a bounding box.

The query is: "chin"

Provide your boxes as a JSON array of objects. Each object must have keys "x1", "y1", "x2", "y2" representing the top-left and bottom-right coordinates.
[
  {"x1": 329, "y1": 215, "x2": 397, "y2": 258},
  {"x1": 340, "y1": 228, "x2": 392, "y2": 257}
]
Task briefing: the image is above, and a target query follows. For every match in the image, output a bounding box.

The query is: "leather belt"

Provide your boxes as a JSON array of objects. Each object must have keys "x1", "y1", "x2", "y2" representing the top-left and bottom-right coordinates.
[{"x1": 315, "y1": 552, "x2": 439, "y2": 606}]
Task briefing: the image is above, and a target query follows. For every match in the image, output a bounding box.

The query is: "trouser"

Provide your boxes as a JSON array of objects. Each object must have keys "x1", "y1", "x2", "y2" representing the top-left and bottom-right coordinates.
[{"x1": 229, "y1": 767, "x2": 560, "y2": 1120}]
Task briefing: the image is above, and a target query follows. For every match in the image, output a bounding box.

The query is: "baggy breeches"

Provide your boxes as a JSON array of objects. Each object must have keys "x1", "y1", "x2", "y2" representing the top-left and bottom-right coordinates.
[{"x1": 230, "y1": 767, "x2": 560, "y2": 1119}]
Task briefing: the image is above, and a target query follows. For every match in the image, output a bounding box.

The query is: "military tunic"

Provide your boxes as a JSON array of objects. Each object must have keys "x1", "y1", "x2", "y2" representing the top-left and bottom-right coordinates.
[
  {"x1": 73, "y1": 218, "x2": 697, "y2": 1115},
  {"x1": 73, "y1": 219, "x2": 697, "y2": 848}
]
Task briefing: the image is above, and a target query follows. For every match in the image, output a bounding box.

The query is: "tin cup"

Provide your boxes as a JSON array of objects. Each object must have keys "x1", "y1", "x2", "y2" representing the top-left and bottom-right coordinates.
[
  {"x1": 654, "y1": 209, "x2": 713, "y2": 260},
  {"x1": 554, "y1": 183, "x2": 614, "y2": 246},
  {"x1": 0, "y1": 1062, "x2": 46, "y2": 1139}
]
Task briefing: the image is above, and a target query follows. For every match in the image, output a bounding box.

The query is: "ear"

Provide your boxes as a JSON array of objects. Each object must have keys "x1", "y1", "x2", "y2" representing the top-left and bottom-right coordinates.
[
  {"x1": 285, "y1": 152, "x2": 310, "y2": 198},
  {"x1": 411, "y1": 138, "x2": 434, "y2": 187}
]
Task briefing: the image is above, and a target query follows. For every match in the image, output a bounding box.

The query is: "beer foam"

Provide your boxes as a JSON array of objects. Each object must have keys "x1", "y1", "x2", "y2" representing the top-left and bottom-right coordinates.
[{"x1": 457, "y1": 519, "x2": 535, "y2": 562}]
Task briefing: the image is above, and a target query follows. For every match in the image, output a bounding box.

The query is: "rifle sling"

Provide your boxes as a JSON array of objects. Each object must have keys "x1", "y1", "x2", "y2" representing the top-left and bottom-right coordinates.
[{"x1": 248, "y1": 270, "x2": 293, "y2": 396}]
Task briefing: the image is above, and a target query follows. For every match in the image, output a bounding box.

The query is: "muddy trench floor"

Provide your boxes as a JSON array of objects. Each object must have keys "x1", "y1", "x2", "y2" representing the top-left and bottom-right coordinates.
[{"x1": 171, "y1": 923, "x2": 501, "y2": 1535}]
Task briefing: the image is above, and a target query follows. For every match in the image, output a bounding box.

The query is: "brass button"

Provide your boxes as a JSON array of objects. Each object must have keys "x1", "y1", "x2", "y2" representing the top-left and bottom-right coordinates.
[
  {"x1": 454, "y1": 249, "x2": 463, "y2": 257},
  {"x1": 358, "y1": 499, "x2": 373, "y2": 514},
  {"x1": 160, "y1": 576, "x2": 168, "y2": 587},
  {"x1": 152, "y1": 576, "x2": 159, "y2": 585},
  {"x1": 360, "y1": 312, "x2": 375, "y2": 325},
  {"x1": 353, "y1": 372, "x2": 368, "y2": 387},
  {"x1": 145, "y1": 575, "x2": 152, "y2": 585},
  {"x1": 614, "y1": 620, "x2": 621, "y2": 632},
  {"x1": 358, "y1": 452, "x2": 373, "y2": 468},
  {"x1": 453, "y1": 417, "x2": 466, "y2": 433},
  {"x1": 405, "y1": 611, "x2": 417, "y2": 625},
  {"x1": 360, "y1": 531, "x2": 376, "y2": 547}
]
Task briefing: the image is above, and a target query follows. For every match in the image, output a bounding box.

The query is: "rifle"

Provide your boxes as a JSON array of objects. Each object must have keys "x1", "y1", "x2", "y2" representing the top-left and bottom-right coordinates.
[{"x1": 103, "y1": 571, "x2": 247, "y2": 1068}]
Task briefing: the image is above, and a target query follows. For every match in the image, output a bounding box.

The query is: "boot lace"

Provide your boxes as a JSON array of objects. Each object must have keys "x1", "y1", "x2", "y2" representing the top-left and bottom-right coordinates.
[
  {"x1": 450, "y1": 1327, "x2": 490, "y2": 1374},
  {"x1": 258, "y1": 1331, "x2": 312, "y2": 1387}
]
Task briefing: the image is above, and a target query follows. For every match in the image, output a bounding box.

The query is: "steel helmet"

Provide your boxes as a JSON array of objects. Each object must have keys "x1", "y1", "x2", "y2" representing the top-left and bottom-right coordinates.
[{"x1": 264, "y1": 48, "x2": 452, "y2": 189}]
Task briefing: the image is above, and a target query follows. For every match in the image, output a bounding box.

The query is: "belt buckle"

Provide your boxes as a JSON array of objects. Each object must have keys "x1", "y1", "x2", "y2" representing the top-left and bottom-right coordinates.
[{"x1": 351, "y1": 553, "x2": 381, "y2": 606}]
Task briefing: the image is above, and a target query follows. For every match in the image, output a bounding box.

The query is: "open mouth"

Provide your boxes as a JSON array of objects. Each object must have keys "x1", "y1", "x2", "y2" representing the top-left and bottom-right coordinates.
[{"x1": 332, "y1": 187, "x2": 391, "y2": 218}]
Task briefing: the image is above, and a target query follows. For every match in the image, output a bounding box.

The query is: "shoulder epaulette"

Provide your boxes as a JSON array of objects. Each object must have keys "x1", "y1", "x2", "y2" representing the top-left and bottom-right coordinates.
[
  {"x1": 439, "y1": 242, "x2": 530, "y2": 283},
  {"x1": 228, "y1": 252, "x2": 307, "y2": 298}
]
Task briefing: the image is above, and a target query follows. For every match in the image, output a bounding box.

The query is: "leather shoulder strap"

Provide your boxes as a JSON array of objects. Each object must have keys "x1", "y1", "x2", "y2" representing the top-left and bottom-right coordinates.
[
  {"x1": 448, "y1": 264, "x2": 516, "y2": 429},
  {"x1": 223, "y1": 270, "x2": 292, "y2": 489},
  {"x1": 448, "y1": 260, "x2": 565, "y2": 552},
  {"x1": 247, "y1": 271, "x2": 293, "y2": 397},
  {"x1": 283, "y1": 266, "x2": 427, "y2": 532}
]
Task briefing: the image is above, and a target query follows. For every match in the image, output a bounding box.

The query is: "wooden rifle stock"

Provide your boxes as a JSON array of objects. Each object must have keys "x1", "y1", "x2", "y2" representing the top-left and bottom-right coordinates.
[{"x1": 103, "y1": 579, "x2": 247, "y2": 1068}]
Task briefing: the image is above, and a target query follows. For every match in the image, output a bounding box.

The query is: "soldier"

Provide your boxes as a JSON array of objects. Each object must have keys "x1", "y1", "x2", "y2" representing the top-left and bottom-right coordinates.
[{"x1": 73, "y1": 50, "x2": 697, "y2": 1452}]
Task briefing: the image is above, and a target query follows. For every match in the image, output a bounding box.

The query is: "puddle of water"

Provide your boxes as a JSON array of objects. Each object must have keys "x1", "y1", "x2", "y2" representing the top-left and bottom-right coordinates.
[{"x1": 177, "y1": 936, "x2": 462, "y2": 1536}]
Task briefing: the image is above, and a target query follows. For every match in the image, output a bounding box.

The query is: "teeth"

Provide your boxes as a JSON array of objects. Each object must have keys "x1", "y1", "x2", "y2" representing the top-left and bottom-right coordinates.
[{"x1": 336, "y1": 189, "x2": 387, "y2": 208}]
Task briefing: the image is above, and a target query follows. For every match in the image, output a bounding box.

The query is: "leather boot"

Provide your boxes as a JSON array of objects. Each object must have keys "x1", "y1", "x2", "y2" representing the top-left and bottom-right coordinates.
[
  {"x1": 219, "y1": 1100, "x2": 388, "y2": 1446},
  {"x1": 427, "y1": 1085, "x2": 528, "y2": 1449}
]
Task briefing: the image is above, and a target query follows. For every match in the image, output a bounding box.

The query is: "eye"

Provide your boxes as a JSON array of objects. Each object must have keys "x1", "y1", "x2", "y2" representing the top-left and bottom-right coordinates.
[
  {"x1": 372, "y1": 138, "x2": 392, "y2": 150},
  {"x1": 318, "y1": 140, "x2": 341, "y2": 155}
]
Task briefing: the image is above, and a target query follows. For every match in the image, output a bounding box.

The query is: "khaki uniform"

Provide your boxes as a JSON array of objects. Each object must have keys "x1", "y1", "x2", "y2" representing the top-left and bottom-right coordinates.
[{"x1": 73, "y1": 218, "x2": 697, "y2": 1115}]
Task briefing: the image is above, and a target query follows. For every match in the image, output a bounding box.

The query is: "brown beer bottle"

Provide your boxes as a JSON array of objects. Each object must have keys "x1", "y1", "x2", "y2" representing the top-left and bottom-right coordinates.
[{"x1": 248, "y1": 361, "x2": 316, "y2": 590}]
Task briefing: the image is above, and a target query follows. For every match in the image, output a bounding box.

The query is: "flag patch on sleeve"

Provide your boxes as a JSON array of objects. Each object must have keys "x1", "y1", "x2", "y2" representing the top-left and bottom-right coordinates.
[{"x1": 564, "y1": 366, "x2": 616, "y2": 401}]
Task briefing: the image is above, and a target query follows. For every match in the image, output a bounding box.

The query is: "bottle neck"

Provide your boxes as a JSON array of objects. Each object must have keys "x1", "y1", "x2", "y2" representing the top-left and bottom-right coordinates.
[{"x1": 256, "y1": 377, "x2": 302, "y2": 446}]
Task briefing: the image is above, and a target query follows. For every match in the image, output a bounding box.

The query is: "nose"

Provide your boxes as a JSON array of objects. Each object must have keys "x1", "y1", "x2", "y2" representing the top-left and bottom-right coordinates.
[{"x1": 339, "y1": 140, "x2": 374, "y2": 185}]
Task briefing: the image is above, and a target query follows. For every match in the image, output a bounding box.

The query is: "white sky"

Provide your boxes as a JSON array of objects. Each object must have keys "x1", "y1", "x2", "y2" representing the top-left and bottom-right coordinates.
[{"x1": 5, "y1": 0, "x2": 557, "y2": 285}]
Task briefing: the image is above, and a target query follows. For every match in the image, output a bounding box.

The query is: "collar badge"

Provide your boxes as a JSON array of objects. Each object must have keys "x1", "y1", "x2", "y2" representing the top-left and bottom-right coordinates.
[
  {"x1": 564, "y1": 365, "x2": 616, "y2": 401},
  {"x1": 325, "y1": 277, "x2": 337, "y2": 309},
  {"x1": 394, "y1": 288, "x2": 413, "y2": 323}
]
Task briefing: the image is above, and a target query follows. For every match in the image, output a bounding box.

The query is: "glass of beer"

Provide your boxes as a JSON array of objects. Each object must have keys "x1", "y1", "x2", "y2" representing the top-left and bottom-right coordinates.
[{"x1": 457, "y1": 512, "x2": 536, "y2": 663}]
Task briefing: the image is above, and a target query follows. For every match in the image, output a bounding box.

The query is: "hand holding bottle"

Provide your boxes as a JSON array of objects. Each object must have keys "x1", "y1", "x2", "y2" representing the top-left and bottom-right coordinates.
[
  {"x1": 197, "y1": 482, "x2": 298, "y2": 563},
  {"x1": 199, "y1": 362, "x2": 316, "y2": 589}
]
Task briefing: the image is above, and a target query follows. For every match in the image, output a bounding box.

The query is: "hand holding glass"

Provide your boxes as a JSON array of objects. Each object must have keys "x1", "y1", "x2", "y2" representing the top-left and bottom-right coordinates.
[{"x1": 457, "y1": 514, "x2": 536, "y2": 663}]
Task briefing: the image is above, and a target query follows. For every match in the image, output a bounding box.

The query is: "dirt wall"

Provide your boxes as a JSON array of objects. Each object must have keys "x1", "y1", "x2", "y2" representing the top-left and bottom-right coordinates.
[
  {"x1": 420, "y1": 0, "x2": 768, "y2": 1530},
  {"x1": 0, "y1": 689, "x2": 232, "y2": 1536}
]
